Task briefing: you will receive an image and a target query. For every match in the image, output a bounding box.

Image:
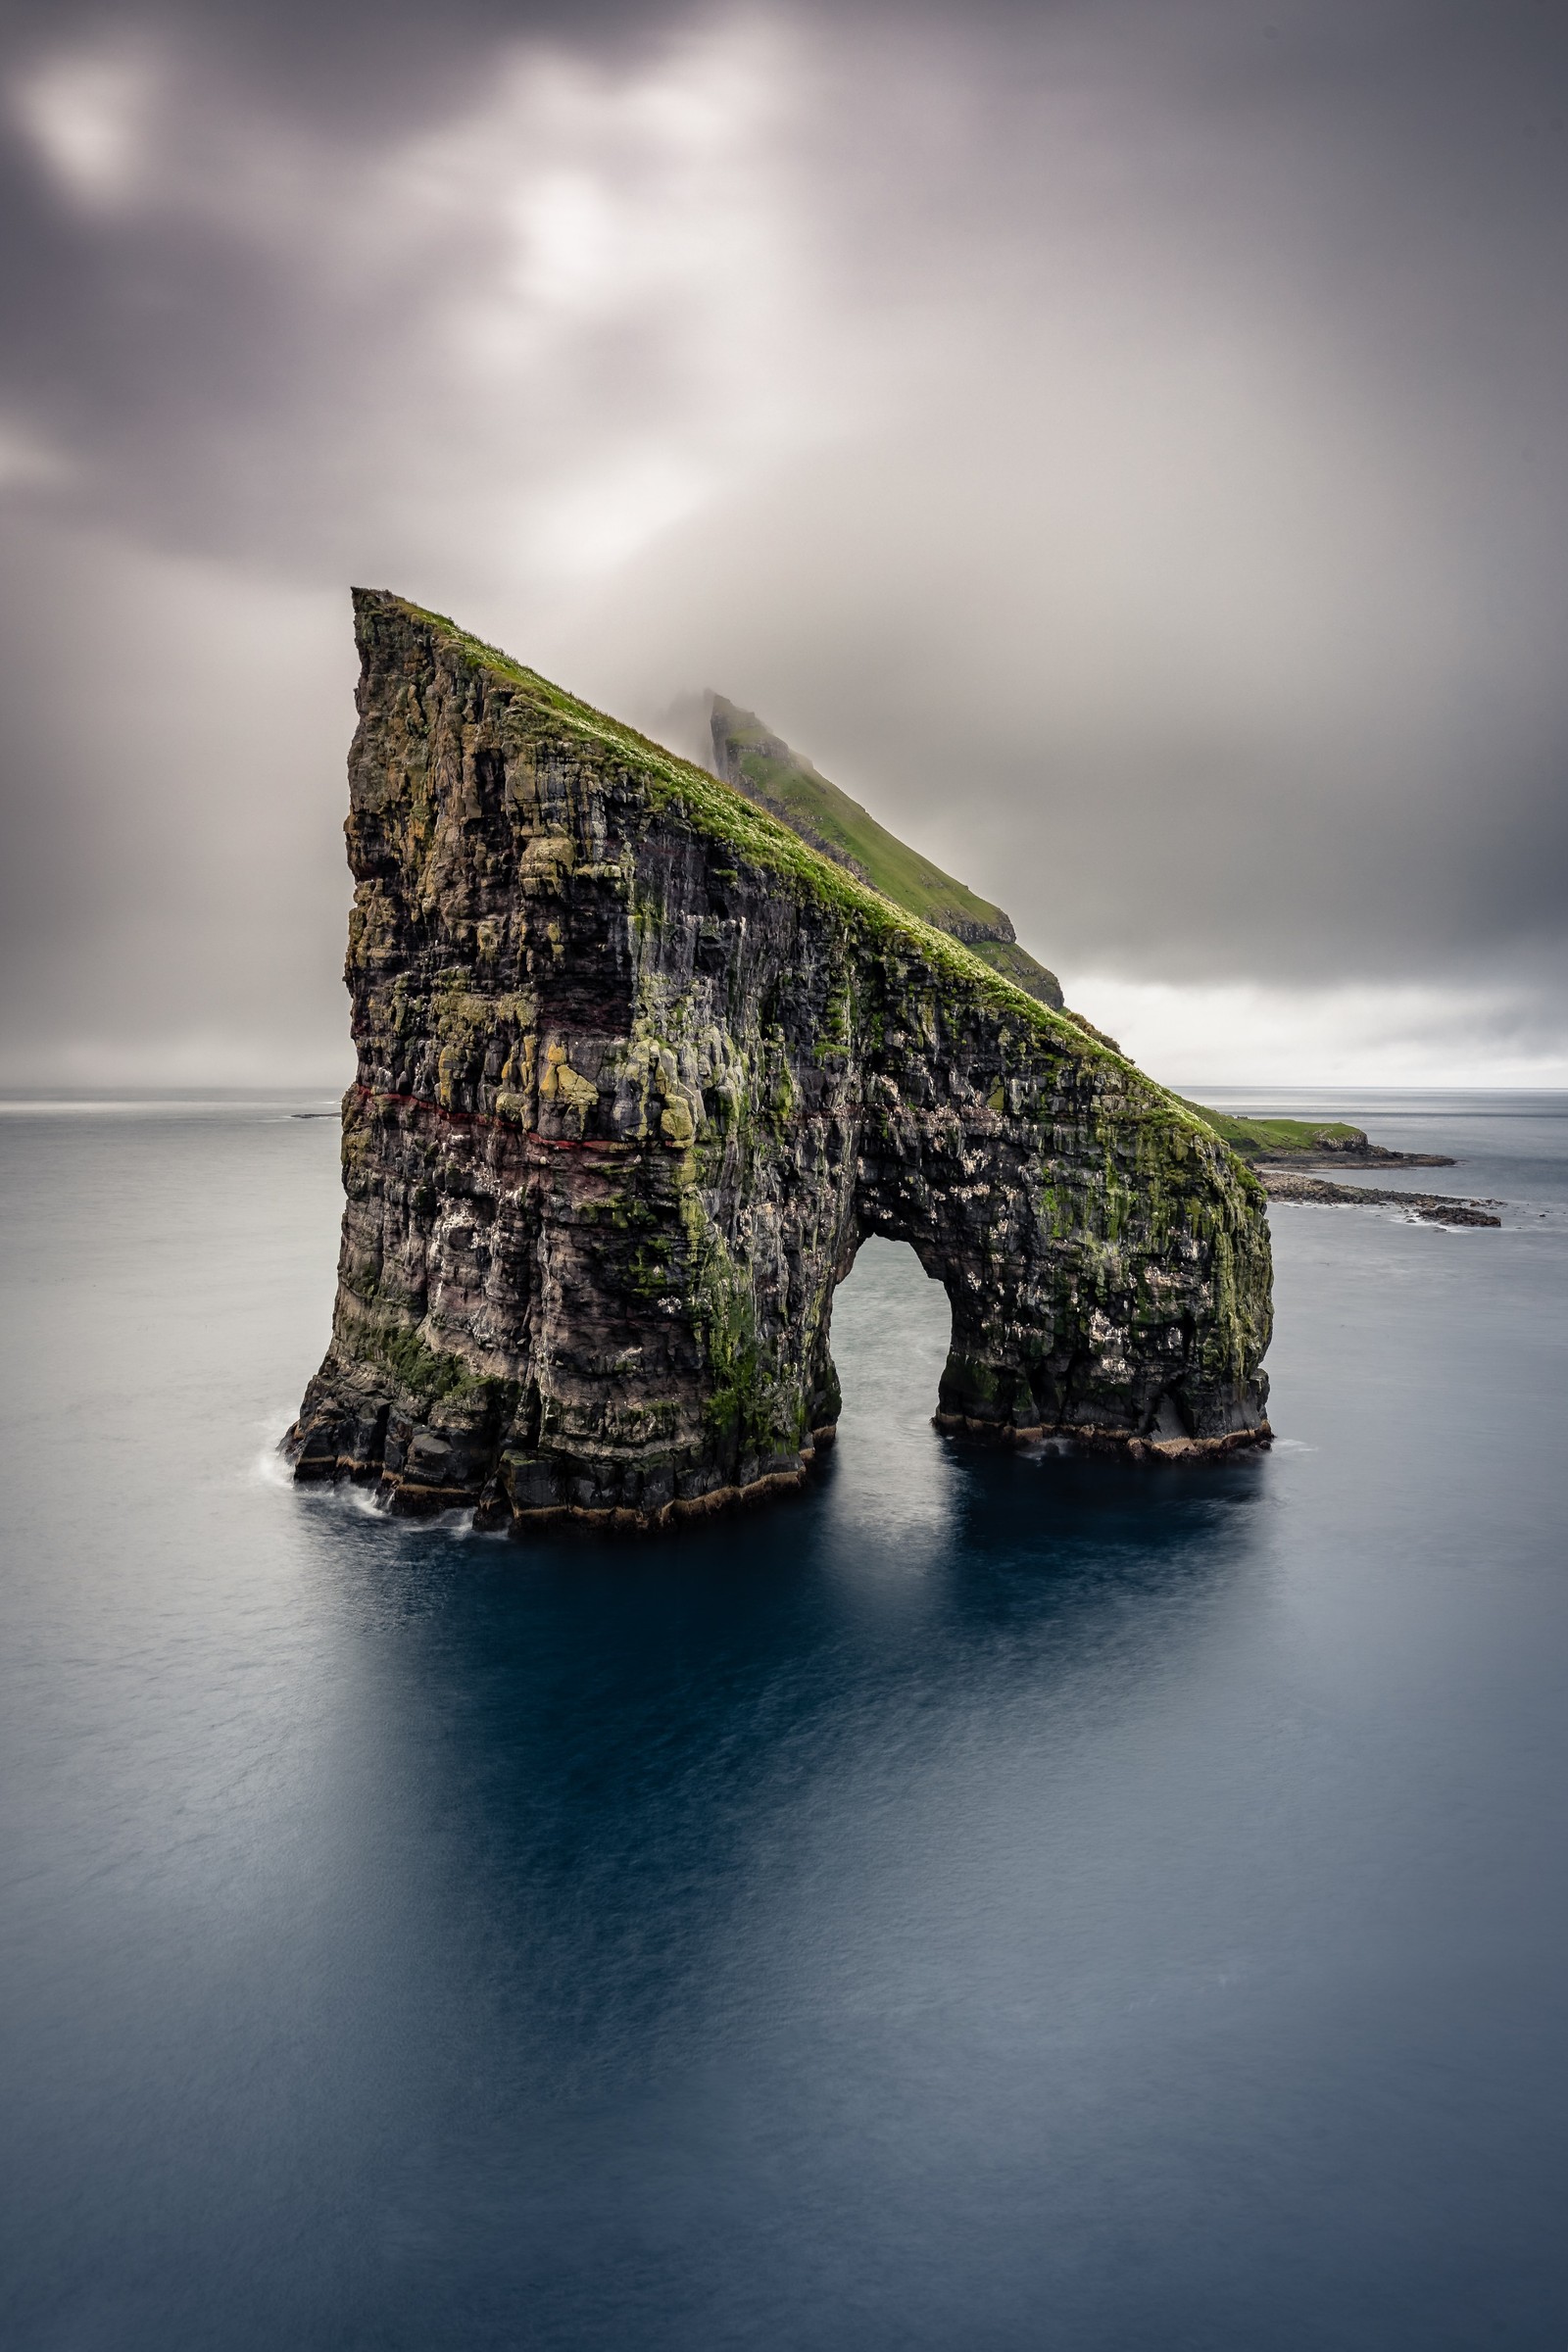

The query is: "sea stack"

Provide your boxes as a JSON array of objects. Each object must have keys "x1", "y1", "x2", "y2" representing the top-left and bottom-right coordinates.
[{"x1": 286, "y1": 591, "x2": 1273, "y2": 1529}]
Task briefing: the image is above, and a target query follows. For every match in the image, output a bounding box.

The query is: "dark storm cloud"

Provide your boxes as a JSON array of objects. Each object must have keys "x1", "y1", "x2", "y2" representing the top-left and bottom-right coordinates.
[{"x1": 1, "y1": 0, "x2": 1566, "y2": 1079}]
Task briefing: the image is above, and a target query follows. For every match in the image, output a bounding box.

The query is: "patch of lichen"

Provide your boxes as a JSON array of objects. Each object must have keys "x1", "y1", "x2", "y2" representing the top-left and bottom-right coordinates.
[
  {"x1": 625, "y1": 1232, "x2": 676, "y2": 1299},
  {"x1": 414, "y1": 981, "x2": 539, "y2": 1108},
  {"x1": 674, "y1": 1183, "x2": 794, "y2": 1459},
  {"x1": 350, "y1": 1312, "x2": 504, "y2": 1416}
]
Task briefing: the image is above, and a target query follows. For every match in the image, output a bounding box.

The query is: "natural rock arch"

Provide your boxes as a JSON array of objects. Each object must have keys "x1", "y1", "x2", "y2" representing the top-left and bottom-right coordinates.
[{"x1": 288, "y1": 593, "x2": 1272, "y2": 1529}]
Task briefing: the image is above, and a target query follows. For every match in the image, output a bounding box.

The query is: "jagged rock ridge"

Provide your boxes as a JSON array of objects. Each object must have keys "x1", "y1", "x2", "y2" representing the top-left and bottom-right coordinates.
[{"x1": 287, "y1": 591, "x2": 1272, "y2": 1529}]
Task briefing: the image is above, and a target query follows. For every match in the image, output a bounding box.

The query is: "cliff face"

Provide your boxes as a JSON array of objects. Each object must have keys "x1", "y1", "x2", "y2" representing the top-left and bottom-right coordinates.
[{"x1": 288, "y1": 592, "x2": 1272, "y2": 1529}]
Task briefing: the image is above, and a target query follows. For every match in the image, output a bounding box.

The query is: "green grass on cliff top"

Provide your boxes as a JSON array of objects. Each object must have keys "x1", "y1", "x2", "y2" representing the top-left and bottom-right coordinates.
[
  {"x1": 382, "y1": 593, "x2": 1264, "y2": 1171},
  {"x1": 397, "y1": 599, "x2": 1109, "y2": 1046},
  {"x1": 1179, "y1": 1104, "x2": 1365, "y2": 1160}
]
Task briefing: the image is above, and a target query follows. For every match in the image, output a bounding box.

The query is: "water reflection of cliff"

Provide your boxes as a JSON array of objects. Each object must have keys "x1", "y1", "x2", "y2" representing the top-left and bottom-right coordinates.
[{"x1": 288, "y1": 1237, "x2": 1270, "y2": 2332}]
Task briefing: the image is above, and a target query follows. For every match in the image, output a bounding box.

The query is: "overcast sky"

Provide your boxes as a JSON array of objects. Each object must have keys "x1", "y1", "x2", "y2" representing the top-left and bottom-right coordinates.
[{"x1": 2, "y1": 0, "x2": 1566, "y2": 1088}]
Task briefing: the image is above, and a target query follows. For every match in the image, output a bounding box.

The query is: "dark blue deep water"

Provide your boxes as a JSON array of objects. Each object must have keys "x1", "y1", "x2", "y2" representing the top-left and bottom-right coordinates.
[{"x1": 2, "y1": 1089, "x2": 1566, "y2": 2350}]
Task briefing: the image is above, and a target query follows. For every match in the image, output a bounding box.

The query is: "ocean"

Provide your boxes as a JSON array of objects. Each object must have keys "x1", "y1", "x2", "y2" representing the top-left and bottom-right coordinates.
[{"x1": 1, "y1": 1088, "x2": 1565, "y2": 2349}]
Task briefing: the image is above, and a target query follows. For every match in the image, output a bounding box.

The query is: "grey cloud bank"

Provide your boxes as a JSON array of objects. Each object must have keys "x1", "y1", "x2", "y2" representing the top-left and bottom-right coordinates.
[{"x1": 1, "y1": 0, "x2": 1565, "y2": 1085}]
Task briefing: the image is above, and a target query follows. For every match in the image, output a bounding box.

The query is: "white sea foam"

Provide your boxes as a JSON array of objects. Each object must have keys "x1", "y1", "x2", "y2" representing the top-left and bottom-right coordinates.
[
  {"x1": 248, "y1": 1410, "x2": 298, "y2": 1493},
  {"x1": 248, "y1": 1418, "x2": 483, "y2": 1537}
]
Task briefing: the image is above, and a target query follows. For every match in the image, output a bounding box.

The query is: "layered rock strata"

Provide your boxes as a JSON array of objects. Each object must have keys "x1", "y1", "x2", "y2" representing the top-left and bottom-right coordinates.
[{"x1": 287, "y1": 592, "x2": 1273, "y2": 1528}]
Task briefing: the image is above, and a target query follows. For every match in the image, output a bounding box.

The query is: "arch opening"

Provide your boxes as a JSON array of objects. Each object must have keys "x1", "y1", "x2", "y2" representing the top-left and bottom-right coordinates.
[{"x1": 823, "y1": 1237, "x2": 955, "y2": 1444}]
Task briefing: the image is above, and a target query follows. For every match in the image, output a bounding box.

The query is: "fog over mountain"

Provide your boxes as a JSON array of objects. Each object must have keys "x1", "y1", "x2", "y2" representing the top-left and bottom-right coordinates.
[{"x1": 2, "y1": 0, "x2": 1566, "y2": 1085}]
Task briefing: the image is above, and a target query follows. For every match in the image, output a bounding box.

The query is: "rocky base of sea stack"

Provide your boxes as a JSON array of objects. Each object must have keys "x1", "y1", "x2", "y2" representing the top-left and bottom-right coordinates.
[
  {"x1": 291, "y1": 1405, "x2": 1270, "y2": 1535},
  {"x1": 932, "y1": 1412, "x2": 1272, "y2": 1461}
]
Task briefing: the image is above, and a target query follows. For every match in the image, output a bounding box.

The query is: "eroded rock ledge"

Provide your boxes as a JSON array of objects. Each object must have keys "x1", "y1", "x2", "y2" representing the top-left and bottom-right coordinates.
[
  {"x1": 286, "y1": 592, "x2": 1273, "y2": 1529},
  {"x1": 1258, "y1": 1170, "x2": 1501, "y2": 1226}
]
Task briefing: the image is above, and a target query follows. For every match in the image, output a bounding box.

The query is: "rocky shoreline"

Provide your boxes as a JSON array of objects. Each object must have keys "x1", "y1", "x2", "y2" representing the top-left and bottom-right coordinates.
[
  {"x1": 1257, "y1": 1169, "x2": 1501, "y2": 1226},
  {"x1": 1265, "y1": 1147, "x2": 1456, "y2": 1171}
]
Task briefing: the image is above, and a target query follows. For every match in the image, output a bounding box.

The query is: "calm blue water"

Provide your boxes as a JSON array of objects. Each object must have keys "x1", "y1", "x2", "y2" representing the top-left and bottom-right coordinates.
[{"x1": 1, "y1": 1089, "x2": 1566, "y2": 2350}]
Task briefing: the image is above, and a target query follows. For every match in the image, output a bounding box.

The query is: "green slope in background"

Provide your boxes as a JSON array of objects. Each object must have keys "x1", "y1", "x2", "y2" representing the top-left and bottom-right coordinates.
[
  {"x1": 710, "y1": 696, "x2": 1064, "y2": 1009},
  {"x1": 1179, "y1": 1102, "x2": 1367, "y2": 1160}
]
